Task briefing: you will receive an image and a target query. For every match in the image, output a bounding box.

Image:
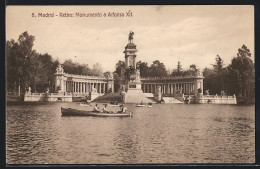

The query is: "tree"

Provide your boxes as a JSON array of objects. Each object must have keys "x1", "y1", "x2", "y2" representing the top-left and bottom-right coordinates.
[
  {"x1": 177, "y1": 61, "x2": 182, "y2": 73},
  {"x1": 114, "y1": 60, "x2": 126, "y2": 92},
  {"x1": 114, "y1": 60, "x2": 125, "y2": 75},
  {"x1": 7, "y1": 31, "x2": 37, "y2": 98},
  {"x1": 136, "y1": 61, "x2": 149, "y2": 77},
  {"x1": 149, "y1": 60, "x2": 168, "y2": 77},
  {"x1": 228, "y1": 45, "x2": 254, "y2": 101},
  {"x1": 190, "y1": 64, "x2": 197, "y2": 71},
  {"x1": 7, "y1": 32, "x2": 61, "y2": 96},
  {"x1": 171, "y1": 61, "x2": 183, "y2": 76},
  {"x1": 213, "y1": 55, "x2": 224, "y2": 72},
  {"x1": 91, "y1": 63, "x2": 103, "y2": 76},
  {"x1": 202, "y1": 67, "x2": 218, "y2": 95}
]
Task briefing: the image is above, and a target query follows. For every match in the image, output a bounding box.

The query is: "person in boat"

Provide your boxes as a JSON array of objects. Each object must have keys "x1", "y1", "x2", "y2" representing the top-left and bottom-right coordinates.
[
  {"x1": 140, "y1": 101, "x2": 143, "y2": 105},
  {"x1": 118, "y1": 105, "x2": 128, "y2": 113},
  {"x1": 93, "y1": 104, "x2": 100, "y2": 112}
]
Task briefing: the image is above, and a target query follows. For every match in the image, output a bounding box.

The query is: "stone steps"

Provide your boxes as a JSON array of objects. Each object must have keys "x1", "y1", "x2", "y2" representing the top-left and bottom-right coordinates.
[
  {"x1": 163, "y1": 97, "x2": 183, "y2": 104},
  {"x1": 124, "y1": 89, "x2": 152, "y2": 104}
]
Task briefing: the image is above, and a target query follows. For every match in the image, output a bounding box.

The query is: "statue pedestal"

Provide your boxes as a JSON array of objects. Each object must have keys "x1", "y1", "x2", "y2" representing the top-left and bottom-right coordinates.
[{"x1": 124, "y1": 80, "x2": 151, "y2": 104}]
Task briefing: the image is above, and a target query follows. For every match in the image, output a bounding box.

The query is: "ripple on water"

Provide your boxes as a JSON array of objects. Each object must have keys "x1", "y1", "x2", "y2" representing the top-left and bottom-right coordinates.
[{"x1": 6, "y1": 102, "x2": 255, "y2": 164}]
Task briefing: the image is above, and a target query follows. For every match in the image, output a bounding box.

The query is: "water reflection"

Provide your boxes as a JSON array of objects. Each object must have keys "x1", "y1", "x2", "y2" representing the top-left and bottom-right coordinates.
[{"x1": 6, "y1": 102, "x2": 254, "y2": 164}]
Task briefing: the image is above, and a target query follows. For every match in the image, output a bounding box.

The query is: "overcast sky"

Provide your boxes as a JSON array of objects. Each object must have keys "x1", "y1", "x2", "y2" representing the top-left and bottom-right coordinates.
[{"x1": 6, "y1": 5, "x2": 254, "y2": 72}]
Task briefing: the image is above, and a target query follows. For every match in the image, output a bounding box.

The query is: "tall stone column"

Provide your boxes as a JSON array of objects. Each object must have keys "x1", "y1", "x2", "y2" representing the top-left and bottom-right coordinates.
[
  {"x1": 80, "y1": 82, "x2": 82, "y2": 93},
  {"x1": 201, "y1": 80, "x2": 203, "y2": 93},
  {"x1": 103, "y1": 83, "x2": 105, "y2": 93}
]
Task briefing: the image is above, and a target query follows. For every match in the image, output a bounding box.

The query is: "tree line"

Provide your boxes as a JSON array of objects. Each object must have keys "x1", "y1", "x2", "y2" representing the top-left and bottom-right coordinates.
[
  {"x1": 203, "y1": 45, "x2": 254, "y2": 103},
  {"x1": 114, "y1": 45, "x2": 254, "y2": 103},
  {"x1": 7, "y1": 31, "x2": 103, "y2": 97}
]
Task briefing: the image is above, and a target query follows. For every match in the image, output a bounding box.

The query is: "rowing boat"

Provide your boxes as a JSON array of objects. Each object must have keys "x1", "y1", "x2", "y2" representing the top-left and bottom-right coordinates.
[
  {"x1": 135, "y1": 104, "x2": 147, "y2": 107},
  {"x1": 61, "y1": 107, "x2": 132, "y2": 117}
]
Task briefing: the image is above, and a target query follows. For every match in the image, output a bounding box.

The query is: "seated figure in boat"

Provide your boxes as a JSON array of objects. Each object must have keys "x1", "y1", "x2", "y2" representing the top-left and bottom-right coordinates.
[
  {"x1": 93, "y1": 104, "x2": 100, "y2": 112},
  {"x1": 118, "y1": 105, "x2": 127, "y2": 113}
]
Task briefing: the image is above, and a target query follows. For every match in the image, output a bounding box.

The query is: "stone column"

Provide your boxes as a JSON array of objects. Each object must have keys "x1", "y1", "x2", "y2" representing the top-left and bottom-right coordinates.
[
  {"x1": 184, "y1": 83, "x2": 186, "y2": 94},
  {"x1": 201, "y1": 80, "x2": 203, "y2": 93},
  {"x1": 81, "y1": 82, "x2": 83, "y2": 93}
]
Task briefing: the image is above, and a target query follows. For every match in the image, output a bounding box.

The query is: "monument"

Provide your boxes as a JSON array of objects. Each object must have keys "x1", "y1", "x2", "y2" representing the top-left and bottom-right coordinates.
[{"x1": 123, "y1": 31, "x2": 151, "y2": 103}]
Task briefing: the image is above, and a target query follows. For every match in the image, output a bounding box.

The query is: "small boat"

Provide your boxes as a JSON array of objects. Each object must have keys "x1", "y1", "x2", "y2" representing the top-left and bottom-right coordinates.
[
  {"x1": 135, "y1": 104, "x2": 147, "y2": 107},
  {"x1": 61, "y1": 107, "x2": 132, "y2": 117},
  {"x1": 146, "y1": 105, "x2": 152, "y2": 108},
  {"x1": 79, "y1": 103, "x2": 91, "y2": 107}
]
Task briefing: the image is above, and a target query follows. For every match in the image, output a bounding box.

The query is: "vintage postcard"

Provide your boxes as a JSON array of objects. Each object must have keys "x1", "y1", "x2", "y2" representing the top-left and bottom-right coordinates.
[{"x1": 6, "y1": 5, "x2": 255, "y2": 164}]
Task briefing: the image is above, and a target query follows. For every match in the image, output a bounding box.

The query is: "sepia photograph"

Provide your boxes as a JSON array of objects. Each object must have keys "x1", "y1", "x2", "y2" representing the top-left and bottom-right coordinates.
[{"x1": 6, "y1": 5, "x2": 255, "y2": 164}]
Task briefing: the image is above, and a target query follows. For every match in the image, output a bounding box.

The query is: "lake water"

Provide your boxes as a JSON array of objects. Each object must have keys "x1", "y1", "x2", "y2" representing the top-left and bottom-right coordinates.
[{"x1": 6, "y1": 102, "x2": 255, "y2": 164}]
